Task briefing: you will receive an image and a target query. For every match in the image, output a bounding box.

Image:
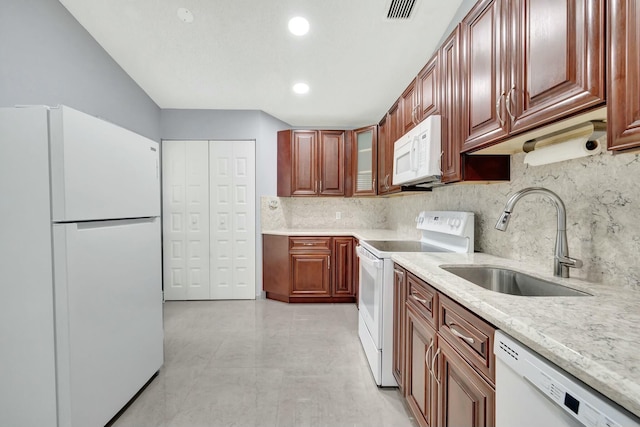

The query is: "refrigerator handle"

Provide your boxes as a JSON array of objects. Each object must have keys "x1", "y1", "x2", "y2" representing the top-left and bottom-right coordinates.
[{"x1": 75, "y1": 217, "x2": 157, "y2": 230}]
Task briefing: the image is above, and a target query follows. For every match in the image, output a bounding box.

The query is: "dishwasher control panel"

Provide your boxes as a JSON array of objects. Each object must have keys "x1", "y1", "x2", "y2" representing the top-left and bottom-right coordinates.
[{"x1": 495, "y1": 331, "x2": 638, "y2": 427}]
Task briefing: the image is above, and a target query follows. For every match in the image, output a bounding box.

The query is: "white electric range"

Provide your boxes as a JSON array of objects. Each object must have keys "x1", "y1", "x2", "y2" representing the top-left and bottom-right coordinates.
[{"x1": 356, "y1": 211, "x2": 475, "y2": 386}]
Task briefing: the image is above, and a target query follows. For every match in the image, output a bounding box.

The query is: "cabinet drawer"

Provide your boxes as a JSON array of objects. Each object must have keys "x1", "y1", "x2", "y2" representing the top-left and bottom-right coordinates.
[
  {"x1": 438, "y1": 293, "x2": 495, "y2": 384},
  {"x1": 406, "y1": 273, "x2": 437, "y2": 328},
  {"x1": 289, "y1": 237, "x2": 331, "y2": 251}
]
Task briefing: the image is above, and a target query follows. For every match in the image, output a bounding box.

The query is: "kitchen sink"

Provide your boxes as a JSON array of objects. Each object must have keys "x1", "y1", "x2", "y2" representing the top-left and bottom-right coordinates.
[{"x1": 440, "y1": 265, "x2": 591, "y2": 297}]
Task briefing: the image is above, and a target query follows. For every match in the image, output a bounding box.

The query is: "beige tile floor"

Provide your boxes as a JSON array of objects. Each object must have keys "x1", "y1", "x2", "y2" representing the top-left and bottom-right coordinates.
[{"x1": 110, "y1": 299, "x2": 417, "y2": 427}]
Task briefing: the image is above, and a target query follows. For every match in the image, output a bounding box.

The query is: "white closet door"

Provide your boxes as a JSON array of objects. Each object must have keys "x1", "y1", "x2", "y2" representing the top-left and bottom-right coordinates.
[
  {"x1": 209, "y1": 140, "x2": 256, "y2": 300},
  {"x1": 162, "y1": 140, "x2": 210, "y2": 300}
]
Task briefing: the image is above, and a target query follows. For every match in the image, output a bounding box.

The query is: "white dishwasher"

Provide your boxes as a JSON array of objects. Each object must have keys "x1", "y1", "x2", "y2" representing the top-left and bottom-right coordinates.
[{"x1": 495, "y1": 331, "x2": 640, "y2": 427}]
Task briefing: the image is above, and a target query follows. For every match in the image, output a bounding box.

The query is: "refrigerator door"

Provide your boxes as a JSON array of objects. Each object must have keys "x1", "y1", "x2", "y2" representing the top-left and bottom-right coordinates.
[
  {"x1": 52, "y1": 218, "x2": 163, "y2": 427},
  {"x1": 49, "y1": 106, "x2": 160, "y2": 222},
  {"x1": 0, "y1": 107, "x2": 58, "y2": 427}
]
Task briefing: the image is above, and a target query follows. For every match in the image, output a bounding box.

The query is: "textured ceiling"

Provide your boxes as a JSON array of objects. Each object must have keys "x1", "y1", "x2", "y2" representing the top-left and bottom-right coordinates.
[{"x1": 59, "y1": 0, "x2": 462, "y2": 127}]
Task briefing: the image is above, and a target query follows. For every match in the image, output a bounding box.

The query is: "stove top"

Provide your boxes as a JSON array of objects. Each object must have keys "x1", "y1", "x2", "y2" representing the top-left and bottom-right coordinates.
[{"x1": 361, "y1": 240, "x2": 449, "y2": 253}]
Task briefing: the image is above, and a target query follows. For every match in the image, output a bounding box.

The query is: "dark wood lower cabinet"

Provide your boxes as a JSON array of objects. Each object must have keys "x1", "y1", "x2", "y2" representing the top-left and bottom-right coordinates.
[
  {"x1": 333, "y1": 237, "x2": 354, "y2": 296},
  {"x1": 392, "y1": 267, "x2": 408, "y2": 393},
  {"x1": 290, "y1": 253, "x2": 331, "y2": 296},
  {"x1": 406, "y1": 304, "x2": 437, "y2": 427},
  {"x1": 437, "y1": 338, "x2": 495, "y2": 427},
  {"x1": 262, "y1": 234, "x2": 356, "y2": 303},
  {"x1": 394, "y1": 263, "x2": 496, "y2": 427}
]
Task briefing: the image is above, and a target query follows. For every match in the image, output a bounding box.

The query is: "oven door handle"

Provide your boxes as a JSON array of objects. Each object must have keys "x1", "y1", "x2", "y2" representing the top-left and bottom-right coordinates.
[{"x1": 356, "y1": 246, "x2": 383, "y2": 269}]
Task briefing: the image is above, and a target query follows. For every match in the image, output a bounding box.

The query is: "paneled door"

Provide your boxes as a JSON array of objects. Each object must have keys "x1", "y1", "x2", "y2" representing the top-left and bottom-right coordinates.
[
  {"x1": 209, "y1": 140, "x2": 256, "y2": 300},
  {"x1": 162, "y1": 140, "x2": 256, "y2": 300},
  {"x1": 162, "y1": 140, "x2": 210, "y2": 300}
]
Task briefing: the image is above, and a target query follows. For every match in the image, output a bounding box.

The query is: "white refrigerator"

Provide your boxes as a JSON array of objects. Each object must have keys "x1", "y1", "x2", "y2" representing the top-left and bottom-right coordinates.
[{"x1": 0, "y1": 105, "x2": 164, "y2": 427}]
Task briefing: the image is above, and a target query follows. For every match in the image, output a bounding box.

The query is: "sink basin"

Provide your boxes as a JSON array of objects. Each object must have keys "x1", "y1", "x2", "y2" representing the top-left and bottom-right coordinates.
[{"x1": 440, "y1": 265, "x2": 591, "y2": 297}]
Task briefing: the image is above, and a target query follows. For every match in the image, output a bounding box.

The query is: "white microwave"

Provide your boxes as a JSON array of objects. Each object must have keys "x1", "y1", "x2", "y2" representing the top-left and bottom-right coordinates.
[{"x1": 392, "y1": 115, "x2": 442, "y2": 186}]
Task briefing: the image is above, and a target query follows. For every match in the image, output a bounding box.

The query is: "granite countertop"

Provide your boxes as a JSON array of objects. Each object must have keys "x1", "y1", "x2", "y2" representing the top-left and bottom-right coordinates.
[
  {"x1": 391, "y1": 252, "x2": 640, "y2": 419},
  {"x1": 262, "y1": 228, "x2": 640, "y2": 417}
]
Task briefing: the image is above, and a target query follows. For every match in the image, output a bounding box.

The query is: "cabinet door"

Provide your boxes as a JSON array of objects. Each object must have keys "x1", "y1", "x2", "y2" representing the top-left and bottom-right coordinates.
[
  {"x1": 440, "y1": 26, "x2": 463, "y2": 184},
  {"x1": 318, "y1": 131, "x2": 345, "y2": 196},
  {"x1": 290, "y1": 253, "x2": 331, "y2": 296},
  {"x1": 377, "y1": 116, "x2": 389, "y2": 195},
  {"x1": 607, "y1": 0, "x2": 640, "y2": 151},
  {"x1": 392, "y1": 266, "x2": 407, "y2": 393},
  {"x1": 461, "y1": 0, "x2": 510, "y2": 152},
  {"x1": 436, "y1": 338, "x2": 495, "y2": 427},
  {"x1": 353, "y1": 238, "x2": 360, "y2": 306},
  {"x1": 262, "y1": 235, "x2": 290, "y2": 301},
  {"x1": 386, "y1": 102, "x2": 402, "y2": 193},
  {"x1": 291, "y1": 131, "x2": 318, "y2": 196},
  {"x1": 332, "y1": 237, "x2": 354, "y2": 296},
  {"x1": 352, "y1": 125, "x2": 378, "y2": 196},
  {"x1": 418, "y1": 54, "x2": 440, "y2": 121},
  {"x1": 401, "y1": 79, "x2": 419, "y2": 134},
  {"x1": 406, "y1": 305, "x2": 438, "y2": 427},
  {"x1": 509, "y1": 0, "x2": 605, "y2": 134}
]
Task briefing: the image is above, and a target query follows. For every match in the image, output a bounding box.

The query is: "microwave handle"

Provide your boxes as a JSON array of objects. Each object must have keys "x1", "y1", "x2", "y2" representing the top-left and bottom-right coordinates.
[{"x1": 410, "y1": 136, "x2": 417, "y2": 172}]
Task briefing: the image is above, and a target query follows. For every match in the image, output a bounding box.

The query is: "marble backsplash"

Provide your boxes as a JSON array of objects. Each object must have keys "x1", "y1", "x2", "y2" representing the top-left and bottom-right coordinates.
[
  {"x1": 262, "y1": 150, "x2": 640, "y2": 290},
  {"x1": 261, "y1": 196, "x2": 389, "y2": 230}
]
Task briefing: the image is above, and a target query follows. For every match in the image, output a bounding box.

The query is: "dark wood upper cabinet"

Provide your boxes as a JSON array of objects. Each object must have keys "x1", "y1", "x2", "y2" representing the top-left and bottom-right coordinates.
[
  {"x1": 318, "y1": 131, "x2": 345, "y2": 196},
  {"x1": 351, "y1": 125, "x2": 378, "y2": 196},
  {"x1": 461, "y1": 0, "x2": 510, "y2": 152},
  {"x1": 418, "y1": 54, "x2": 440, "y2": 120},
  {"x1": 377, "y1": 115, "x2": 389, "y2": 195},
  {"x1": 378, "y1": 102, "x2": 403, "y2": 195},
  {"x1": 510, "y1": 0, "x2": 605, "y2": 134},
  {"x1": 461, "y1": 0, "x2": 605, "y2": 153},
  {"x1": 277, "y1": 130, "x2": 346, "y2": 197},
  {"x1": 607, "y1": 0, "x2": 640, "y2": 151},
  {"x1": 290, "y1": 131, "x2": 317, "y2": 196},
  {"x1": 401, "y1": 78, "x2": 419, "y2": 134},
  {"x1": 440, "y1": 26, "x2": 463, "y2": 184}
]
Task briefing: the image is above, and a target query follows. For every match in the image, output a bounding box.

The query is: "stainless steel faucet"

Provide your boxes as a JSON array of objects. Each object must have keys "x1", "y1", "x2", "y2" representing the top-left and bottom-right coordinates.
[{"x1": 495, "y1": 187, "x2": 582, "y2": 278}]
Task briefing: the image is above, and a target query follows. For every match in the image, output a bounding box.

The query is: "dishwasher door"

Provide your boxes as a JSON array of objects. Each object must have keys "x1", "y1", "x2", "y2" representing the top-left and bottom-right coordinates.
[{"x1": 495, "y1": 331, "x2": 639, "y2": 427}]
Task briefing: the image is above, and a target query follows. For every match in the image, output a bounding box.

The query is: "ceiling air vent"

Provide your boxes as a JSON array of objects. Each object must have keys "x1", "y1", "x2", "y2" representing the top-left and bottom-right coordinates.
[{"x1": 386, "y1": 0, "x2": 417, "y2": 20}]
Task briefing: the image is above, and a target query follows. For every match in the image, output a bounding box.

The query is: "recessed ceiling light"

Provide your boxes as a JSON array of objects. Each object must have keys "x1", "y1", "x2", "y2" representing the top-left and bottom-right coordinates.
[
  {"x1": 293, "y1": 83, "x2": 310, "y2": 94},
  {"x1": 288, "y1": 17, "x2": 309, "y2": 36},
  {"x1": 177, "y1": 8, "x2": 194, "y2": 23}
]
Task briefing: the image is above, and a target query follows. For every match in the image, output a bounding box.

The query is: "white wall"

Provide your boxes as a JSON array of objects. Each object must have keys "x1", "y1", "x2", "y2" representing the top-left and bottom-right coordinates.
[{"x1": 0, "y1": 0, "x2": 161, "y2": 141}]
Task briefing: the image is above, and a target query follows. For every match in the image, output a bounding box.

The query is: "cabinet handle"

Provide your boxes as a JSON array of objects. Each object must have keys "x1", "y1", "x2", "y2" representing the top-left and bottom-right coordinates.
[
  {"x1": 327, "y1": 255, "x2": 330, "y2": 270},
  {"x1": 319, "y1": 180, "x2": 323, "y2": 192},
  {"x1": 411, "y1": 294, "x2": 429, "y2": 306},
  {"x1": 425, "y1": 340, "x2": 434, "y2": 375},
  {"x1": 303, "y1": 243, "x2": 314, "y2": 246},
  {"x1": 505, "y1": 85, "x2": 516, "y2": 120},
  {"x1": 450, "y1": 324, "x2": 475, "y2": 344},
  {"x1": 372, "y1": 178, "x2": 376, "y2": 191},
  {"x1": 431, "y1": 347, "x2": 442, "y2": 386},
  {"x1": 384, "y1": 174, "x2": 390, "y2": 190},
  {"x1": 496, "y1": 91, "x2": 506, "y2": 126}
]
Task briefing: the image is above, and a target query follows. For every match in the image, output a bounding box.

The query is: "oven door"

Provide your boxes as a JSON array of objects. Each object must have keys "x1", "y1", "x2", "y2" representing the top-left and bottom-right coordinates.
[{"x1": 356, "y1": 245, "x2": 384, "y2": 348}]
